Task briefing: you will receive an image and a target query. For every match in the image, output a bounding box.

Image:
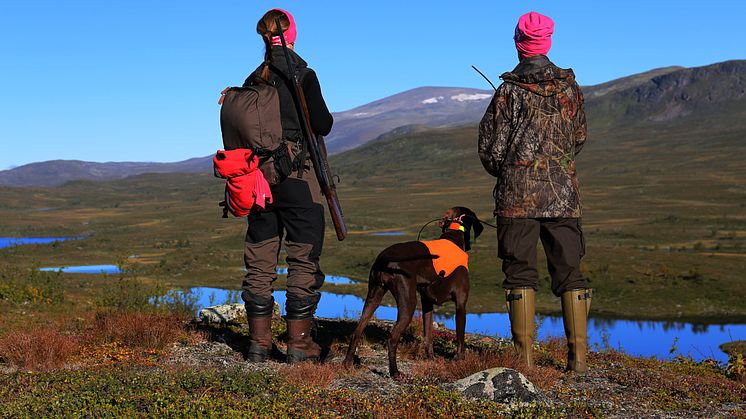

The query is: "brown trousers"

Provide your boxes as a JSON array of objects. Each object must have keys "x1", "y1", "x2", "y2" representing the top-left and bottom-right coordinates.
[
  {"x1": 242, "y1": 175, "x2": 325, "y2": 309},
  {"x1": 497, "y1": 217, "x2": 588, "y2": 296}
]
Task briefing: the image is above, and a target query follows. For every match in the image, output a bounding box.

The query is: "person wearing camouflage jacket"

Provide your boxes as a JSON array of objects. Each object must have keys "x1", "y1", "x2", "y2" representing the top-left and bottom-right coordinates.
[{"x1": 478, "y1": 11, "x2": 592, "y2": 373}]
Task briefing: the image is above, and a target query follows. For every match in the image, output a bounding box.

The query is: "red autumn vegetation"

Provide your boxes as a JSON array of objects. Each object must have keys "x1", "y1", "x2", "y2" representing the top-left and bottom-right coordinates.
[{"x1": 0, "y1": 327, "x2": 80, "y2": 371}]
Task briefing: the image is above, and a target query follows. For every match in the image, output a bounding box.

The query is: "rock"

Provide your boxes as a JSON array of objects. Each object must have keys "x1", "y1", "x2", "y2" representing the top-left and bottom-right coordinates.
[
  {"x1": 198, "y1": 303, "x2": 246, "y2": 325},
  {"x1": 198, "y1": 302, "x2": 281, "y2": 325},
  {"x1": 447, "y1": 367, "x2": 547, "y2": 404}
]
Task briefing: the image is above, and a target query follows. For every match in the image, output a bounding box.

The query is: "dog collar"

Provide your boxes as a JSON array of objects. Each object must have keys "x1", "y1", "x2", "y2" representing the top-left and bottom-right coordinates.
[{"x1": 448, "y1": 222, "x2": 465, "y2": 232}]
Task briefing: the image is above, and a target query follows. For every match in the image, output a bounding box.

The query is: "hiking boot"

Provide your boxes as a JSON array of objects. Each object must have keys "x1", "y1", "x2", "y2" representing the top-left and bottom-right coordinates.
[
  {"x1": 506, "y1": 287, "x2": 536, "y2": 367},
  {"x1": 285, "y1": 317, "x2": 322, "y2": 363},
  {"x1": 561, "y1": 289, "x2": 592, "y2": 373}
]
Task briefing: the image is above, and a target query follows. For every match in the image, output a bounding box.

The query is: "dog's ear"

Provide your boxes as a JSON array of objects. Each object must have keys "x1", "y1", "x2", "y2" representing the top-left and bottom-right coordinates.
[{"x1": 454, "y1": 207, "x2": 483, "y2": 251}]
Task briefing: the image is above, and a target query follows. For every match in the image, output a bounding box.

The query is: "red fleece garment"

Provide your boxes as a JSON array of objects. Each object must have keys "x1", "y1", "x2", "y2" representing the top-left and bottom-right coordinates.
[{"x1": 213, "y1": 149, "x2": 273, "y2": 217}]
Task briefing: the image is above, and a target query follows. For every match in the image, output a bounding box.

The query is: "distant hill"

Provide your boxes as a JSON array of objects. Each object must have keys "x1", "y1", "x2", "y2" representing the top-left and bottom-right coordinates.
[
  {"x1": 585, "y1": 60, "x2": 746, "y2": 126},
  {"x1": 324, "y1": 86, "x2": 493, "y2": 153},
  {"x1": 0, "y1": 157, "x2": 212, "y2": 188},
  {"x1": 1, "y1": 59, "x2": 744, "y2": 187}
]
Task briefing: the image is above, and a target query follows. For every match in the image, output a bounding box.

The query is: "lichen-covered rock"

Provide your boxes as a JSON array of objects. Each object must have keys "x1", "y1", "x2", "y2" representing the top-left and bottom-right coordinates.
[
  {"x1": 198, "y1": 303, "x2": 246, "y2": 325},
  {"x1": 198, "y1": 302, "x2": 281, "y2": 325},
  {"x1": 447, "y1": 367, "x2": 547, "y2": 404}
]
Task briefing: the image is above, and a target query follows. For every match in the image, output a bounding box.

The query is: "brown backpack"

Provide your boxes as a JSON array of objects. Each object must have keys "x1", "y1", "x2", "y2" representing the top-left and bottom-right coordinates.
[{"x1": 219, "y1": 84, "x2": 291, "y2": 185}]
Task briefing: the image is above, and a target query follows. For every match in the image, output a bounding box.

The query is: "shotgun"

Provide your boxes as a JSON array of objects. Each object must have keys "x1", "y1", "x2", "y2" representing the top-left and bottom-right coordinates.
[{"x1": 275, "y1": 17, "x2": 347, "y2": 241}]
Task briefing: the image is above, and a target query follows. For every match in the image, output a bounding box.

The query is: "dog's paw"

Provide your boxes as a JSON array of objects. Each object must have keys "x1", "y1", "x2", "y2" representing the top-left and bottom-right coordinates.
[
  {"x1": 390, "y1": 371, "x2": 407, "y2": 382},
  {"x1": 342, "y1": 354, "x2": 361, "y2": 369}
]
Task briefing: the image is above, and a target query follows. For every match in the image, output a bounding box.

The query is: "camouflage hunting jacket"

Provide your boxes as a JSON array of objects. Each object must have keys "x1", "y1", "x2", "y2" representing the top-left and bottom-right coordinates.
[{"x1": 478, "y1": 55, "x2": 586, "y2": 218}]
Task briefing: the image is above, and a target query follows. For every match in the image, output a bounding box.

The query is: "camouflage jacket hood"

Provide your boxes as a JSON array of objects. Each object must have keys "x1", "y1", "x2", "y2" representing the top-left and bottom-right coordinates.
[
  {"x1": 478, "y1": 55, "x2": 587, "y2": 218},
  {"x1": 500, "y1": 56, "x2": 578, "y2": 97}
]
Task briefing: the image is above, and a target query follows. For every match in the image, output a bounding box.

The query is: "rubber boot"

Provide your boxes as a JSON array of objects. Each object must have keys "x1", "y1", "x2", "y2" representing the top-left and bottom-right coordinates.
[
  {"x1": 506, "y1": 287, "x2": 536, "y2": 367},
  {"x1": 244, "y1": 294, "x2": 275, "y2": 363},
  {"x1": 286, "y1": 317, "x2": 322, "y2": 363},
  {"x1": 561, "y1": 289, "x2": 592, "y2": 373},
  {"x1": 246, "y1": 316, "x2": 273, "y2": 362}
]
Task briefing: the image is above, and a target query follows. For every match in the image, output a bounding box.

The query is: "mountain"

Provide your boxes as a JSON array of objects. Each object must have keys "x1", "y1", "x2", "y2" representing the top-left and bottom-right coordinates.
[
  {"x1": 324, "y1": 86, "x2": 493, "y2": 153},
  {"x1": 0, "y1": 59, "x2": 744, "y2": 187},
  {"x1": 0, "y1": 157, "x2": 213, "y2": 188},
  {"x1": 586, "y1": 60, "x2": 746, "y2": 126}
]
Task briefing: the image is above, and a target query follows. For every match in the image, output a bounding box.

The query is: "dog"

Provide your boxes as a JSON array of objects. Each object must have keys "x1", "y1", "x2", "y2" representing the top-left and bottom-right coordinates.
[{"x1": 343, "y1": 206, "x2": 484, "y2": 379}]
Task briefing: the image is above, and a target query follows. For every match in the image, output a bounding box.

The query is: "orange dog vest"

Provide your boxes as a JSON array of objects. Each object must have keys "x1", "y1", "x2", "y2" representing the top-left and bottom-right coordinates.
[{"x1": 421, "y1": 239, "x2": 468, "y2": 277}]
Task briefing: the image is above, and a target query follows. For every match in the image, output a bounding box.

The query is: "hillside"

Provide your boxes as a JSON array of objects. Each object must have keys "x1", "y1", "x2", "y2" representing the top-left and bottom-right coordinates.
[
  {"x1": 0, "y1": 59, "x2": 744, "y2": 188},
  {"x1": 0, "y1": 157, "x2": 212, "y2": 188},
  {"x1": 587, "y1": 60, "x2": 746, "y2": 126},
  {"x1": 324, "y1": 86, "x2": 493, "y2": 153}
]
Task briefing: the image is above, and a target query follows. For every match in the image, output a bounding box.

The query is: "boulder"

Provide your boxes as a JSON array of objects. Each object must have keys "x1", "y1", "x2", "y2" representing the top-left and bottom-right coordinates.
[
  {"x1": 447, "y1": 367, "x2": 547, "y2": 404},
  {"x1": 198, "y1": 302, "x2": 281, "y2": 325}
]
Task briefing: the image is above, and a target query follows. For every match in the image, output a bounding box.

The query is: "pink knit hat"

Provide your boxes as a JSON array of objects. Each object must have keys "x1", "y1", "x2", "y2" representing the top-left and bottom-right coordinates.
[
  {"x1": 270, "y1": 8, "x2": 297, "y2": 46},
  {"x1": 514, "y1": 11, "x2": 554, "y2": 58}
]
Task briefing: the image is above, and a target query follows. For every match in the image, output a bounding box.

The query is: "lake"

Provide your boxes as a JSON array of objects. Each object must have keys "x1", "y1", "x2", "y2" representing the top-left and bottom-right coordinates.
[
  {"x1": 185, "y1": 286, "x2": 744, "y2": 364},
  {"x1": 39, "y1": 265, "x2": 122, "y2": 274},
  {"x1": 0, "y1": 237, "x2": 76, "y2": 248}
]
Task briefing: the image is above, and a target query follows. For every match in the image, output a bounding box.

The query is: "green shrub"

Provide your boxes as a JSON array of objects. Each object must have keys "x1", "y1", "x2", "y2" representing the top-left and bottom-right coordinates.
[{"x1": 0, "y1": 266, "x2": 64, "y2": 305}]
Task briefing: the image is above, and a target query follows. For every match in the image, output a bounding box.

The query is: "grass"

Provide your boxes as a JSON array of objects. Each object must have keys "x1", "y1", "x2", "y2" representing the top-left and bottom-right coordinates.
[{"x1": 0, "y1": 109, "x2": 745, "y2": 324}]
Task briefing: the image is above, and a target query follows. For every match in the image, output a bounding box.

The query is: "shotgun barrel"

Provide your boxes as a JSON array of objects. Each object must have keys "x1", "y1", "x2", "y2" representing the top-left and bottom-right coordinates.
[{"x1": 275, "y1": 17, "x2": 347, "y2": 241}]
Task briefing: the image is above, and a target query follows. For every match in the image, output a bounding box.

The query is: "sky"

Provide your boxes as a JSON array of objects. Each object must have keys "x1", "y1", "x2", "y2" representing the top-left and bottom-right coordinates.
[{"x1": 1, "y1": 1, "x2": 744, "y2": 169}]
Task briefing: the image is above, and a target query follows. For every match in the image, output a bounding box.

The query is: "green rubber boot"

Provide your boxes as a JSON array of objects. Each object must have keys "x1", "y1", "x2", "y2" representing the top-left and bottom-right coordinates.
[
  {"x1": 561, "y1": 289, "x2": 592, "y2": 372},
  {"x1": 506, "y1": 287, "x2": 536, "y2": 367}
]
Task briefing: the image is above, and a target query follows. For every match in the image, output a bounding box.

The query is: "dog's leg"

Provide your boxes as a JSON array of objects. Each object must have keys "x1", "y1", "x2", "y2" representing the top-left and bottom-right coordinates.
[
  {"x1": 453, "y1": 269, "x2": 470, "y2": 360},
  {"x1": 343, "y1": 280, "x2": 387, "y2": 369},
  {"x1": 388, "y1": 281, "x2": 417, "y2": 380},
  {"x1": 420, "y1": 293, "x2": 434, "y2": 359}
]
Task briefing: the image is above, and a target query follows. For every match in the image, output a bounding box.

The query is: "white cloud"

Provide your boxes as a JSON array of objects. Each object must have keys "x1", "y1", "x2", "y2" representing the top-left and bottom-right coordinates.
[{"x1": 450, "y1": 93, "x2": 492, "y2": 102}]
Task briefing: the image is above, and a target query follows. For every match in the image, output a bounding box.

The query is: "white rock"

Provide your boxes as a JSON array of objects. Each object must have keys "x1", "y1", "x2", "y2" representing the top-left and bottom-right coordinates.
[{"x1": 447, "y1": 367, "x2": 547, "y2": 404}]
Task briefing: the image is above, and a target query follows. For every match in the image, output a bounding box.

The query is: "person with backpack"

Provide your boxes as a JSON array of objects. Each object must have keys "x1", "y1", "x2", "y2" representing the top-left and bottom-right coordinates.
[
  {"x1": 477, "y1": 11, "x2": 592, "y2": 373},
  {"x1": 226, "y1": 8, "x2": 333, "y2": 363}
]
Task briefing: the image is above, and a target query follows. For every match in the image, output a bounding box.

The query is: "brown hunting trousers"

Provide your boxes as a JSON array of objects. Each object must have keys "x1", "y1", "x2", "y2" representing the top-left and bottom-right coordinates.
[
  {"x1": 497, "y1": 217, "x2": 588, "y2": 296},
  {"x1": 241, "y1": 176, "x2": 325, "y2": 310}
]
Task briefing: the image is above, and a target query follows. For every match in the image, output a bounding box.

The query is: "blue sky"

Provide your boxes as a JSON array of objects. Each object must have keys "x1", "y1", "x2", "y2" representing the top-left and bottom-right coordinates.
[{"x1": 1, "y1": 1, "x2": 744, "y2": 169}]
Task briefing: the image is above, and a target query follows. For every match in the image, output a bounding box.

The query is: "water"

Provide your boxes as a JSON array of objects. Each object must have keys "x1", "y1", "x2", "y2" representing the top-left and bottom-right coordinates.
[
  {"x1": 186, "y1": 286, "x2": 744, "y2": 364},
  {"x1": 39, "y1": 265, "x2": 122, "y2": 274},
  {"x1": 367, "y1": 231, "x2": 407, "y2": 236},
  {"x1": 0, "y1": 237, "x2": 75, "y2": 249},
  {"x1": 274, "y1": 267, "x2": 357, "y2": 284}
]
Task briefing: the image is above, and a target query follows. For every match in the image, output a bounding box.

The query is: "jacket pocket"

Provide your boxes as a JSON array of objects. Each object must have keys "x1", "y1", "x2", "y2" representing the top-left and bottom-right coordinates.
[
  {"x1": 497, "y1": 217, "x2": 514, "y2": 259},
  {"x1": 577, "y1": 219, "x2": 586, "y2": 258}
]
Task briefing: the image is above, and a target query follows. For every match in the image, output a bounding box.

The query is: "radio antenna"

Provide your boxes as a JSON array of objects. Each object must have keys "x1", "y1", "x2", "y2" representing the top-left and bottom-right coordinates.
[{"x1": 471, "y1": 65, "x2": 497, "y2": 91}]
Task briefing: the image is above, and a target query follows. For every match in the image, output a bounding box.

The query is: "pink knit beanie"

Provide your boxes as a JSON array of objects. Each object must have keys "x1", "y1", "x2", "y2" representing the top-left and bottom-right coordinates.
[
  {"x1": 514, "y1": 11, "x2": 554, "y2": 58},
  {"x1": 270, "y1": 8, "x2": 297, "y2": 46}
]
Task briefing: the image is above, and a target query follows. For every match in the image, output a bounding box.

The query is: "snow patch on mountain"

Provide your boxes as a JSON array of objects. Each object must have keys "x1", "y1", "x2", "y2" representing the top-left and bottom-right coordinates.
[
  {"x1": 450, "y1": 93, "x2": 492, "y2": 102},
  {"x1": 422, "y1": 96, "x2": 445, "y2": 104}
]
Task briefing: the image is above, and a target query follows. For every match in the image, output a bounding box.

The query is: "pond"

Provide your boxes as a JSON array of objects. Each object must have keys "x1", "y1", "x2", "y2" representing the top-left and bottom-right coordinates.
[
  {"x1": 185, "y1": 286, "x2": 744, "y2": 364},
  {"x1": 274, "y1": 267, "x2": 358, "y2": 285},
  {"x1": 39, "y1": 265, "x2": 122, "y2": 274},
  {"x1": 0, "y1": 237, "x2": 76, "y2": 249}
]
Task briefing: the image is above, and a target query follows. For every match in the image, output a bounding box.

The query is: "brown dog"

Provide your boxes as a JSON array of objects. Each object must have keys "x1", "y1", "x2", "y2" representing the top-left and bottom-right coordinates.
[{"x1": 343, "y1": 207, "x2": 484, "y2": 379}]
